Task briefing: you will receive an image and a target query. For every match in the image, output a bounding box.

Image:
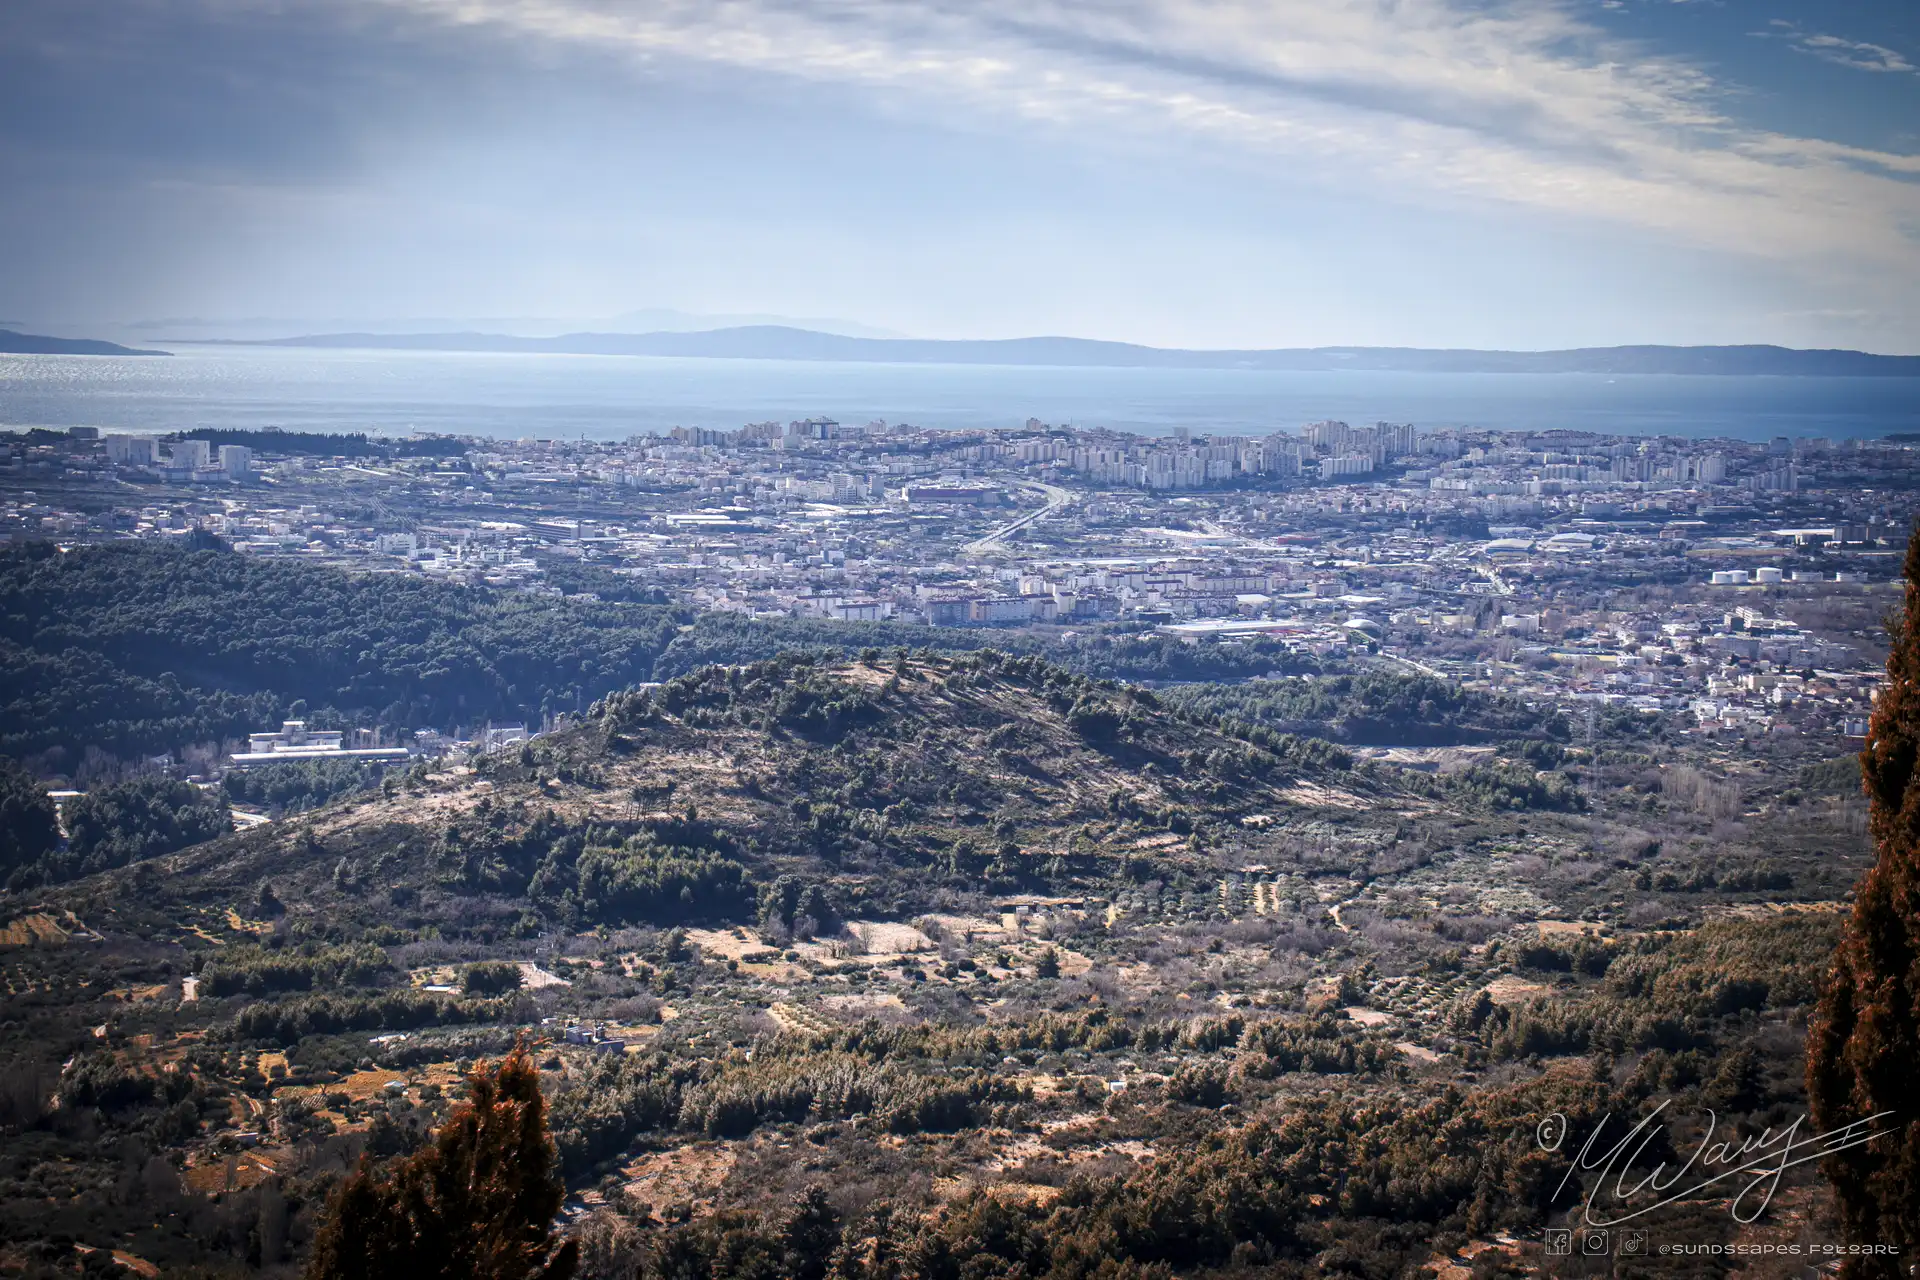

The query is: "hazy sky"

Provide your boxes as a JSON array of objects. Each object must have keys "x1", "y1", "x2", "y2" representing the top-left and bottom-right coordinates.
[{"x1": 3, "y1": 0, "x2": 1918, "y2": 351}]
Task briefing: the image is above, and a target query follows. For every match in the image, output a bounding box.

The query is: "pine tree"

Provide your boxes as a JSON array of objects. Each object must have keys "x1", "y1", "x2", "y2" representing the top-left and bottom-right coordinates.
[
  {"x1": 1807, "y1": 525, "x2": 1920, "y2": 1267},
  {"x1": 305, "y1": 1047, "x2": 578, "y2": 1280},
  {"x1": 0, "y1": 758, "x2": 59, "y2": 880}
]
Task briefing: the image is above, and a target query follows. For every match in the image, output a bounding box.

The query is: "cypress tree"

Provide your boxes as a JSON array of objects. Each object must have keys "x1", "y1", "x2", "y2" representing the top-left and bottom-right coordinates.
[
  {"x1": 306, "y1": 1047, "x2": 577, "y2": 1280},
  {"x1": 1807, "y1": 525, "x2": 1920, "y2": 1267}
]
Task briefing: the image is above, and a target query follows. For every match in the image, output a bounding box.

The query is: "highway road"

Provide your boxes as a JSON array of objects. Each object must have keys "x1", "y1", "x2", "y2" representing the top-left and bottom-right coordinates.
[{"x1": 963, "y1": 482, "x2": 1074, "y2": 557}]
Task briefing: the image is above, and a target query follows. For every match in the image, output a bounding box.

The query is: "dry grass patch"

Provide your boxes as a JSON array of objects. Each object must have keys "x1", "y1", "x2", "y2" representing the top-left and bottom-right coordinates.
[
  {"x1": 621, "y1": 1142, "x2": 740, "y2": 1217},
  {"x1": 279, "y1": 1060, "x2": 466, "y2": 1107},
  {"x1": 1276, "y1": 781, "x2": 1367, "y2": 809},
  {"x1": 1533, "y1": 920, "x2": 1606, "y2": 938},
  {"x1": 1481, "y1": 975, "x2": 1553, "y2": 1006},
  {"x1": 814, "y1": 992, "x2": 908, "y2": 1019},
  {"x1": 0, "y1": 910, "x2": 96, "y2": 948},
  {"x1": 842, "y1": 921, "x2": 936, "y2": 955},
  {"x1": 181, "y1": 1148, "x2": 291, "y2": 1196},
  {"x1": 223, "y1": 908, "x2": 273, "y2": 937}
]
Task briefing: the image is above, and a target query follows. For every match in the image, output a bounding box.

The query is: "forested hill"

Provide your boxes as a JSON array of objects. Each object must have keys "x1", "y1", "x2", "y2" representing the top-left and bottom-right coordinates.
[
  {"x1": 1163, "y1": 674, "x2": 1567, "y2": 746},
  {"x1": 73, "y1": 651, "x2": 1383, "y2": 935},
  {"x1": 0, "y1": 542, "x2": 683, "y2": 766},
  {"x1": 0, "y1": 544, "x2": 1315, "y2": 768},
  {"x1": 3, "y1": 541, "x2": 1573, "y2": 771},
  {"x1": 0, "y1": 646, "x2": 1835, "y2": 1278}
]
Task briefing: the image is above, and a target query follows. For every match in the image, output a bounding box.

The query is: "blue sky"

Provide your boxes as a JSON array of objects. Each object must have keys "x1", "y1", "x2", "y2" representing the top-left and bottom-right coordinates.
[{"x1": 2, "y1": 0, "x2": 1917, "y2": 351}]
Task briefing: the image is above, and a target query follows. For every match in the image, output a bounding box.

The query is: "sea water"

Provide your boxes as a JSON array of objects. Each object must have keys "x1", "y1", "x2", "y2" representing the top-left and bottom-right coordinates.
[{"x1": 2, "y1": 344, "x2": 1915, "y2": 443}]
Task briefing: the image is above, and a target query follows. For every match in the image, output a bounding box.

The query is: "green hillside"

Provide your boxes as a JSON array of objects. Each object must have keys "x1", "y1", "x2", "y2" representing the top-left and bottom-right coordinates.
[{"x1": 0, "y1": 637, "x2": 1871, "y2": 1277}]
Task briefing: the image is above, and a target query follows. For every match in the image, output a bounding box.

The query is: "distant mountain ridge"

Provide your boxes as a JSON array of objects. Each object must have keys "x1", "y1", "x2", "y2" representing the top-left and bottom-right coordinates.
[
  {"x1": 0, "y1": 329, "x2": 168, "y2": 356},
  {"x1": 180, "y1": 325, "x2": 1920, "y2": 375},
  {"x1": 117, "y1": 307, "x2": 904, "y2": 341}
]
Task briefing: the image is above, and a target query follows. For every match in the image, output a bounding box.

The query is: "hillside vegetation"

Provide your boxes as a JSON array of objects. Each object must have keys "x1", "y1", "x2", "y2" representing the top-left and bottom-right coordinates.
[
  {"x1": 1, "y1": 544, "x2": 1320, "y2": 769},
  {"x1": 0, "y1": 575, "x2": 1881, "y2": 1277},
  {"x1": 1161, "y1": 673, "x2": 1567, "y2": 746},
  {"x1": 94, "y1": 651, "x2": 1387, "y2": 942},
  {"x1": 0, "y1": 542, "x2": 682, "y2": 765}
]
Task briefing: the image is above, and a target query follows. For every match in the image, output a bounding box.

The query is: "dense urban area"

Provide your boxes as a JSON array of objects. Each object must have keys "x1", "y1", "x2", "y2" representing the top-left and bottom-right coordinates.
[
  {"x1": 6, "y1": 419, "x2": 1913, "y2": 748},
  {"x1": 1, "y1": 413, "x2": 1916, "y2": 1279}
]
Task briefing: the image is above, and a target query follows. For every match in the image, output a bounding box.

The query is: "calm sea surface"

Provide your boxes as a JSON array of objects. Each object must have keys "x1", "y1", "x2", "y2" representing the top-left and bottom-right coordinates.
[{"x1": 2, "y1": 345, "x2": 1916, "y2": 443}]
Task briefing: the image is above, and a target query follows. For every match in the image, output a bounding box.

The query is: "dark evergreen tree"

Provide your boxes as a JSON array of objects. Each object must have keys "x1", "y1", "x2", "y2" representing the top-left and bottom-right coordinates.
[
  {"x1": 1808, "y1": 525, "x2": 1920, "y2": 1270},
  {"x1": 306, "y1": 1047, "x2": 577, "y2": 1280},
  {"x1": 462, "y1": 961, "x2": 525, "y2": 996},
  {"x1": 59, "y1": 775, "x2": 229, "y2": 873},
  {"x1": 0, "y1": 759, "x2": 59, "y2": 880}
]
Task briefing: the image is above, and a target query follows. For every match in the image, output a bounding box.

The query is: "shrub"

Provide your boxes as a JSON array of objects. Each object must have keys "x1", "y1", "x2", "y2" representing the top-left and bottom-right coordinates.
[{"x1": 461, "y1": 961, "x2": 524, "y2": 996}]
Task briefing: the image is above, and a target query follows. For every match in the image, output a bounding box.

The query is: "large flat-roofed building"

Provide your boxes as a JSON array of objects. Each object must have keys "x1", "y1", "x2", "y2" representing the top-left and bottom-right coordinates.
[
  {"x1": 1321, "y1": 454, "x2": 1375, "y2": 479},
  {"x1": 968, "y1": 595, "x2": 1037, "y2": 624},
  {"x1": 228, "y1": 720, "x2": 410, "y2": 766},
  {"x1": 247, "y1": 720, "x2": 343, "y2": 753},
  {"x1": 905, "y1": 485, "x2": 997, "y2": 505},
  {"x1": 104, "y1": 435, "x2": 157, "y2": 466}
]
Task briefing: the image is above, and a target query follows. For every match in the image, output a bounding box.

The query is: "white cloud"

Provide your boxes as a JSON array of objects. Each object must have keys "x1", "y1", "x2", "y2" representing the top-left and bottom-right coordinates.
[
  {"x1": 1778, "y1": 29, "x2": 1916, "y2": 75},
  {"x1": 1754, "y1": 20, "x2": 1915, "y2": 74},
  {"x1": 311, "y1": 0, "x2": 1920, "y2": 272}
]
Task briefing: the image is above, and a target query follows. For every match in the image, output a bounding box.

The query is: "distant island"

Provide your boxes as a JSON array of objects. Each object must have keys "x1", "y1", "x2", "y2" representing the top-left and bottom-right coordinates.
[
  {"x1": 178, "y1": 325, "x2": 1920, "y2": 376},
  {"x1": 0, "y1": 329, "x2": 168, "y2": 356}
]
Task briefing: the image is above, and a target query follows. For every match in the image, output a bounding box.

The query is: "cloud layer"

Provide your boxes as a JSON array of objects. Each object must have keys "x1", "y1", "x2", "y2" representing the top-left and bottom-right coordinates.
[
  {"x1": 348, "y1": 0, "x2": 1920, "y2": 268},
  {"x1": 3, "y1": 0, "x2": 1916, "y2": 346}
]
